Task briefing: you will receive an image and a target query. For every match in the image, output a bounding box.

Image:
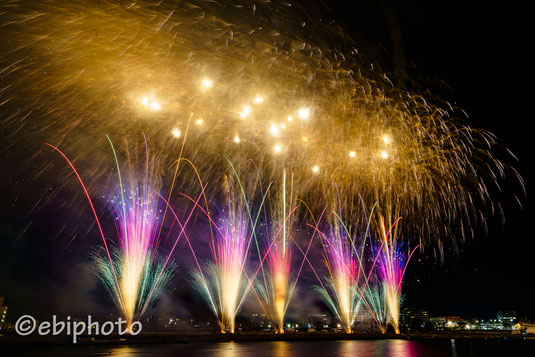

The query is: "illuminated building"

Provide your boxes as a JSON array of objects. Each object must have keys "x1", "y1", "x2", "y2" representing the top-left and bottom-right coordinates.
[
  {"x1": 497, "y1": 311, "x2": 516, "y2": 330},
  {"x1": 354, "y1": 309, "x2": 381, "y2": 333},
  {"x1": 305, "y1": 313, "x2": 332, "y2": 330},
  {"x1": 401, "y1": 308, "x2": 430, "y2": 330}
]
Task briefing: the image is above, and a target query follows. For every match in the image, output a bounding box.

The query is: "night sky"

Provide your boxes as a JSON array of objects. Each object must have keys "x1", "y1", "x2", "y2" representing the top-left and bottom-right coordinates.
[
  {"x1": 327, "y1": 0, "x2": 532, "y2": 319},
  {"x1": 0, "y1": 0, "x2": 532, "y2": 322}
]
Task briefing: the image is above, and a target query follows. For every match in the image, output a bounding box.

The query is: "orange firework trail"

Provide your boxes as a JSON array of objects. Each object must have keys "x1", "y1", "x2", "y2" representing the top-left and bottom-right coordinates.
[{"x1": 254, "y1": 169, "x2": 298, "y2": 334}]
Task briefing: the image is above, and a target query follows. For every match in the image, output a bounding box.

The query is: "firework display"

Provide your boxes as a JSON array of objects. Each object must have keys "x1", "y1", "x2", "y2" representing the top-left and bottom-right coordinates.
[
  {"x1": 370, "y1": 217, "x2": 418, "y2": 334},
  {"x1": 254, "y1": 170, "x2": 299, "y2": 334},
  {"x1": 309, "y1": 204, "x2": 415, "y2": 334},
  {"x1": 190, "y1": 170, "x2": 260, "y2": 333},
  {"x1": 0, "y1": 0, "x2": 524, "y2": 335},
  {"x1": 314, "y1": 218, "x2": 364, "y2": 333},
  {"x1": 364, "y1": 283, "x2": 389, "y2": 334},
  {"x1": 47, "y1": 140, "x2": 187, "y2": 330}
]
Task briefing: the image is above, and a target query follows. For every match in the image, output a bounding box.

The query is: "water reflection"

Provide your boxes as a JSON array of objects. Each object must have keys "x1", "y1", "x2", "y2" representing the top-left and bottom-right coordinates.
[
  {"x1": 338, "y1": 340, "x2": 379, "y2": 356},
  {"x1": 212, "y1": 341, "x2": 293, "y2": 357},
  {"x1": 212, "y1": 340, "x2": 420, "y2": 357},
  {"x1": 387, "y1": 339, "x2": 413, "y2": 356},
  {"x1": 272, "y1": 341, "x2": 293, "y2": 357},
  {"x1": 103, "y1": 340, "x2": 412, "y2": 357},
  {"x1": 107, "y1": 346, "x2": 138, "y2": 357},
  {"x1": 218, "y1": 341, "x2": 237, "y2": 357},
  {"x1": 337, "y1": 340, "x2": 414, "y2": 357},
  {"x1": 450, "y1": 338, "x2": 458, "y2": 357},
  {"x1": 54, "y1": 338, "x2": 518, "y2": 357}
]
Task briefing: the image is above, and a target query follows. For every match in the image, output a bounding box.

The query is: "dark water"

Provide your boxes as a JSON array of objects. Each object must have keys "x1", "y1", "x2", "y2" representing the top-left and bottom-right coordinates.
[{"x1": 5, "y1": 339, "x2": 535, "y2": 356}]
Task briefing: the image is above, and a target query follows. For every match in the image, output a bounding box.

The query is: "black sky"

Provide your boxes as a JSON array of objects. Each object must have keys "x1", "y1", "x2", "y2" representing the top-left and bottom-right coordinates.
[{"x1": 326, "y1": 0, "x2": 532, "y2": 318}]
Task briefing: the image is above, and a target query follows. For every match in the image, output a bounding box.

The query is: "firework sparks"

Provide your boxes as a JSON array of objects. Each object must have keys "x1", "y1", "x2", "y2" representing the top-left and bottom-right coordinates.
[
  {"x1": 373, "y1": 217, "x2": 418, "y2": 334},
  {"x1": 363, "y1": 283, "x2": 389, "y2": 334},
  {"x1": 312, "y1": 216, "x2": 367, "y2": 333},
  {"x1": 254, "y1": 170, "x2": 299, "y2": 334},
  {"x1": 45, "y1": 139, "x2": 198, "y2": 330},
  {"x1": 0, "y1": 0, "x2": 522, "y2": 258},
  {"x1": 190, "y1": 170, "x2": 259, "y2": 333}
]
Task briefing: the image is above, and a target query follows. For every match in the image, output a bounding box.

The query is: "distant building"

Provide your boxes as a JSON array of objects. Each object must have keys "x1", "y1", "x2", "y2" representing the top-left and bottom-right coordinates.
[
  {"x1": 305, "y1": 313, "x2": 332, "y2": 329},
  {"x1": 497, "y1": 311, "x2": 516, "y2": 330},
  {"x1": 354, "y1": 309, "x2": 379, "y2": 332},
  {"x1": 443, "y1": 316, "x2": 465, "y2": 329},
  {"x1": 480, "y1": 318, "x2": 502, "y2": 330},
  {"x1": 402, "y1": 308, "x2": 429, "y2": 330},
  {"x1": 248, "y1": 313, "x2": 270, "y2": 331},
  {"x1": 429, "y1": 316, "x2": 446, "y2": 330},
  {"x1": 516, "y1": 322, "x2": 535, "y2": 334},
  {"x1": 0, "y1": 297, "x2": 7, "y2": 330},
  {"x1": 395, "y1": 310, "x2": 518, "y2": 332}
]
